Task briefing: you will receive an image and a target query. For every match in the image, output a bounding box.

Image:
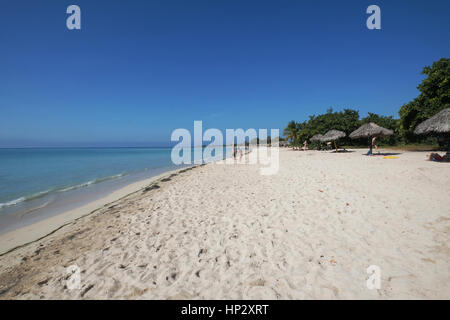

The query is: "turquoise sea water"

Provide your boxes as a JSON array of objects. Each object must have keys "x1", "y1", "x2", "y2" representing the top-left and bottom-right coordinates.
[
  {"x1": 0, "y1": 148, "x2": 173, "y2": 207},
  {"x1": 0, "y1": 147, "x2": 231, "y2": 234}
]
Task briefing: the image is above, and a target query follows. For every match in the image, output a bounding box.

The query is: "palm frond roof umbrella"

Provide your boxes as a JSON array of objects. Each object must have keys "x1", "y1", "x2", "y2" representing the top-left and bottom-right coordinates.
[
  {"x1": 349, "y1": 122, "x2": 393, "y2": 155},
  {"x1": 414, "y1": 107, "x2": 450, "y2": 154},
  {"x1": 320, "y1": 130, "x2": 346, "y2": 152},
  {"x1": 320, "y1": 130, "x2": 346, "y2": 142},
  {"x1": 414, "y1": 108, "x2": 450, "y2": 135},
  {"x1": 349, "y1": 122, "x2": 393, "y2": 139},
  {"x1": 309, "y1": 134, "x2": 323, "y2": 142}
]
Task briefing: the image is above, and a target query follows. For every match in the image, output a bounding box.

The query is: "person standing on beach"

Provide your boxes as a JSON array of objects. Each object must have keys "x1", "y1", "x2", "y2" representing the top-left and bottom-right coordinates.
[
  {"x1": 372, "y1": 137, "x2": 378, "y2": 153},
  {"x1": 368, "y1": 136, "x2": 378, "y2": 155}
]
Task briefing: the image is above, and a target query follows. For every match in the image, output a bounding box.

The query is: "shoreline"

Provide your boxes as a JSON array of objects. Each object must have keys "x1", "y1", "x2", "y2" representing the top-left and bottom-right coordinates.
[
  {"x1": 0, "y1": 148, "x2": 448, "y2": 299},
  {"x1": 0, "y1": 146, "x2": 240, "y2": 255},
  {"x1": 0, "y1": 165, "x2": 198, "y2": 255}
]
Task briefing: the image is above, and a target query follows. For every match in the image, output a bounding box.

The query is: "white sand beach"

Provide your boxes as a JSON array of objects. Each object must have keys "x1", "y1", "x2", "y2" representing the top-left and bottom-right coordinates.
[{"x1": 0, "y1": 148, "x2": 449, "y2": 299}]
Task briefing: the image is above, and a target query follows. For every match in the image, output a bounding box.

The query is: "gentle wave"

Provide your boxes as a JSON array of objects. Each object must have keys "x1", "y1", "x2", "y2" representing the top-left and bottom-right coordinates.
[
  {"x1": 0, "y1": 197, "x2": 26, "y2": 209},
  {"x1": 57, "y1": 173, "x2": 126, "y2": 192},
  {"x1": 0, "y1": 172, "x2": 127, "y2": 209}
]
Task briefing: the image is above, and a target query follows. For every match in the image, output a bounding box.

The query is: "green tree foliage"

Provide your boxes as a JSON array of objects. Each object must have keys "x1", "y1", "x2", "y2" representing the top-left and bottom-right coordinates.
[
  {"x1": 284, "y1": 108, "x2": 362, "y2": 146},
  {"x1": 283, "y1": 109, "x2": 406, "y2": 147},
  {"x1": 399, "y1": 58, "x2": 450, "y2": 141},
  {"x1": 283, "y1": 120, "x2": 299, "y2": 147},
  {"x1": 284, "y1": 58, "x2": 449, "y2": 146}
]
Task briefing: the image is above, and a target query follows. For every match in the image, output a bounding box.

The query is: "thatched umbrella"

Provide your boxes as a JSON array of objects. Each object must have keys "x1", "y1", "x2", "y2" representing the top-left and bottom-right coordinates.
[
  {"x1": 414, "y1": 107, "x2": 450, "y2": 153},
  {"x1": 310, "y1": 134, "x2": 324, "y2": 150},
  {"x1": 349, "y1": 122, "x2": 393, "y2": 154},
  {"x1": 414, "y1": 108, "x2": 450, "y2": 135},
  {"x1": 350, "y1": 122, "x2": 393, "y2": 139},
  {"x1": 320, "y1": 130, "x2": 346, "y2": 152},
  {"x1": 310, "y1": 134, "x2": 323, "y2": 142}
]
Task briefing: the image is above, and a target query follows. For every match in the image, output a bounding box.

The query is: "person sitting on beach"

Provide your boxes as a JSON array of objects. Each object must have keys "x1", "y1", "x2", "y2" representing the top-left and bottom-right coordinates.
[{"x1": 427, "y1": 152, "x2": 450, "y2": 162}]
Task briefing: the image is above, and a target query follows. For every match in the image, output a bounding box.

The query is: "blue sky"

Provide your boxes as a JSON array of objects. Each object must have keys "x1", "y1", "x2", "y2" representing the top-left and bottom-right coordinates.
[{"x1": 0, "y1": 0, "x2": 449, "y2": 147}]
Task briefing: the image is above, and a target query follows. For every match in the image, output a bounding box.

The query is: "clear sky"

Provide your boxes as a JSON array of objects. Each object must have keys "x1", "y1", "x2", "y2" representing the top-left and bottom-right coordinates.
[{"x1": 1, "y1": 0, "x2": 449, "y2": 147}]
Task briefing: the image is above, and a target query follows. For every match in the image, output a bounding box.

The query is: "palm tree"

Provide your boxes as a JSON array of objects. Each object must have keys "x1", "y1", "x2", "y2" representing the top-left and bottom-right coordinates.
[{"x1": 283, "y1": 120, "x2": 299, "y2": 149}]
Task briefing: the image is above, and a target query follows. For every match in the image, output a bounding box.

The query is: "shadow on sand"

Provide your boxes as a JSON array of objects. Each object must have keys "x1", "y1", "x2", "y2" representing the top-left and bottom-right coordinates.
[
  {"x1": 364, "y1": 152, "x2": 403, "y2": 156},
  {"x1": 329, "y1": 149, "x2": 355, "y2": 153}
]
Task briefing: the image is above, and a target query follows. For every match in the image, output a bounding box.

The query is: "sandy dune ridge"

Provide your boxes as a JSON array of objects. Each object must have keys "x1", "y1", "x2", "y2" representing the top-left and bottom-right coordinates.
[{"x1": 0, "y1": 148, "x2": 449, "y2": 299}]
